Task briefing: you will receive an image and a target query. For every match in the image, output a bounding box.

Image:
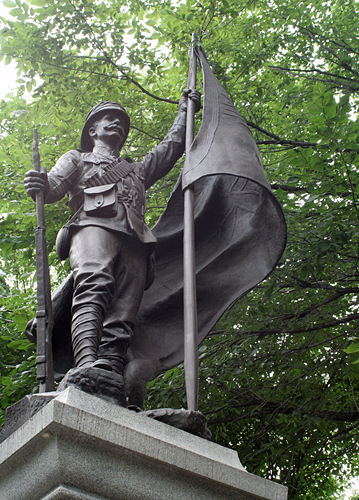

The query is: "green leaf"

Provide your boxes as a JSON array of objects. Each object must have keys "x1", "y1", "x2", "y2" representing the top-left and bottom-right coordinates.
[
  {"x1": 12, "y1": 109, "x2": 28, "y2": 117},
  {"x1": 287, "y1": 176, "x2": 299, "y2": 184},
  {"x1": 326, "y1": 102, "x2": 337, "y2": 119},
  {"x1": 9, "y1": 7, "x2": 22, "y2": 16},
  {"x1": 28, "y1": 0, "x2": 47, "y2": 5},
  {"x1": 344, "y1": 342, "x2": 359, "y2": 354},
  {"x1": 2, "y1": 0, "x2": 16, "y2": 7}
]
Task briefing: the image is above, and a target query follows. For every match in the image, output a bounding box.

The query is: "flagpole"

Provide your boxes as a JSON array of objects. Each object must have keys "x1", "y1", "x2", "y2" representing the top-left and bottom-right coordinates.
[{"x1": 183, "y1": 33, "x2": 198, "y2": 412}]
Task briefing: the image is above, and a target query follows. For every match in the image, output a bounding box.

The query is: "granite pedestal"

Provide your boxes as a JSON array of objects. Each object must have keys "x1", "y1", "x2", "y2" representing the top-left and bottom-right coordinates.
[{"x1": 0, "y1": 387, "x2": 287, "y2": 500}]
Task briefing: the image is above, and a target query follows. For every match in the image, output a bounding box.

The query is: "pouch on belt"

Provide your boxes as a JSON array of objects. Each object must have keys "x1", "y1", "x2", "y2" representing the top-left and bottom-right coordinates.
[{"x1": 84, "y1": 183, "x2": 118, "y2": 217}]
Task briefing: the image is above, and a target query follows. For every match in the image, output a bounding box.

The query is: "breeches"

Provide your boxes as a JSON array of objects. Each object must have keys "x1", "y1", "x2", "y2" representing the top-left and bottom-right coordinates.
[{"x1": 69, "y1": 226, "x2": 147, "y2": 349}]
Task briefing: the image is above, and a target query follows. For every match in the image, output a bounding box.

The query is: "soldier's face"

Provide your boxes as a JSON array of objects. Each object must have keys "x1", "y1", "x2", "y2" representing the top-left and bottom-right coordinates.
[{"x1": 90, "y1": 113, "x2": 126, "y2": 146}]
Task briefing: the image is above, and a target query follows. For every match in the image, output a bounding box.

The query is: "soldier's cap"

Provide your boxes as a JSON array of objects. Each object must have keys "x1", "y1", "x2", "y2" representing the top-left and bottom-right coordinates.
[{"x1": 81, "y1": 101, "x2": 130, "y2": 151}]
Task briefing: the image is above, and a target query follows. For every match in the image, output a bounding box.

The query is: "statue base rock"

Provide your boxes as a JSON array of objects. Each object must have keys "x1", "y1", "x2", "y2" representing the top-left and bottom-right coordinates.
[
  {"x1": 0, "y1": 367, "x2": 211, "y2": 442},
  {"x1": 57, "y1": 366, "x2": 127, "y2": 407},
  {"x1": 0, "y1": 387, "x2": 287, "y2": 500}
]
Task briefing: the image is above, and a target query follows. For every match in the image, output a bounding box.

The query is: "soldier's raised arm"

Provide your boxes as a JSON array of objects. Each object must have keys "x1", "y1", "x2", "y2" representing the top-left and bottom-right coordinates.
[{"x1": 143, "y1": 89, "x2": 201, "y2": 190}]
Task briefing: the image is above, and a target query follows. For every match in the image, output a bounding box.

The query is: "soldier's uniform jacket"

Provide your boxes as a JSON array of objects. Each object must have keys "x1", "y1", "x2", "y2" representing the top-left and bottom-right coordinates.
[{"x1": 44, "y1": 113, "x2": 186, "y2": 248}]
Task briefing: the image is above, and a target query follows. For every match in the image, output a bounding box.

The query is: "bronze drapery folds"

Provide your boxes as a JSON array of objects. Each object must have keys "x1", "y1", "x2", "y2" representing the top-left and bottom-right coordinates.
[{"x1": 128, "y1": 45, "x2": 286, "y2": 384}]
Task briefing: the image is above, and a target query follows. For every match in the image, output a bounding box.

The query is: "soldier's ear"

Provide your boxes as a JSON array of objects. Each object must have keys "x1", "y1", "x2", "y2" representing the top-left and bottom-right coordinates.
[{"x1": 88, "y1": 125, "x2": 97, "y2": 138}]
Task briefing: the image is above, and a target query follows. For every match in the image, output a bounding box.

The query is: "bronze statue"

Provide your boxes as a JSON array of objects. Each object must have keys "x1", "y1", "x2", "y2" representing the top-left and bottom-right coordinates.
[
  {"x1": 24, "y1": 91, "x2": 201, "y2": 379},
  {"x1": 24, "y1": 44, "x2": 286, "y2": 410}
]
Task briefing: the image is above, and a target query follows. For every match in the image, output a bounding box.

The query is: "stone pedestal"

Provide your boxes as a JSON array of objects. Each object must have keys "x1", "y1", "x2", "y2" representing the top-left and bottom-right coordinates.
[{"x1": 0, "y1": 387, "x2": 287, "y2": 500}]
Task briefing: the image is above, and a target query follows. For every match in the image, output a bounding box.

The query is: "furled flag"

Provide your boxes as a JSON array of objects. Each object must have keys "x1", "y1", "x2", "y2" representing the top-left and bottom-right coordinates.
[{"x1": 128, "y1": 45, "x2": 287, "y2": 381}]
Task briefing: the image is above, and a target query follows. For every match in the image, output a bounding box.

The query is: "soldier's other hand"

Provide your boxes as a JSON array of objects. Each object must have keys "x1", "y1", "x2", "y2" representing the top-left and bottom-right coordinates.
[
  {"x1": 24, "y1": 167, "x2": 49, "y2": 200},
  {"x1": 179, "y1": 89, "x2": 201, "y2": 113}
]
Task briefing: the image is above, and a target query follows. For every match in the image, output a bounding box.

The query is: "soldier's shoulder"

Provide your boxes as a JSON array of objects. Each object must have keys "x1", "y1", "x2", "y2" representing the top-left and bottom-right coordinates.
[{"x1": 58, "y1": 149, "x2": 83, "y2": 162}]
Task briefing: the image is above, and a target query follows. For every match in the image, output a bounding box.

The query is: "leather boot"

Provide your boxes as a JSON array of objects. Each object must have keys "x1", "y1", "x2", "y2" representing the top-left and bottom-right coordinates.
[
  {"x1": 71, "y1": 305, "x2": 103, "y2": 368},
  {"x1": 98, "y1": 333, "x2": 130, "y2": 376},
  {"x1": 97, "y1": 348, "x2": 127, "y2": 375}
]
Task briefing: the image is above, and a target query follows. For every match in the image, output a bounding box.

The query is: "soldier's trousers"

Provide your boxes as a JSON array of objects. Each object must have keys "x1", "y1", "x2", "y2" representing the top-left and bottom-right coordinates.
[{"x1": 69, "y1": 226, "x2": 147, "y2": 371}]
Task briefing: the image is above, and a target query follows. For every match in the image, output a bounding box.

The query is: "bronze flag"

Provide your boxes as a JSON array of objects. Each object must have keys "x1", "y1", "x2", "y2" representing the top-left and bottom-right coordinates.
[
  {"x1": 129, "y1": 45, "x2": 287, "y2": 379},
  {"x1": 183, "y1": 46, "x2": 272, "y2": 191}
]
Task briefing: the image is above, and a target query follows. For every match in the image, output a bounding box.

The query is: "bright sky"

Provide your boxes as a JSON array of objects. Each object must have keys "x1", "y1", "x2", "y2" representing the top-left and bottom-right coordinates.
[
  {"x1": 345, "y1": 477, "x2": 359, "y2": 500},
  {"x1": 0, "y1": 3, "x2": 18, "y2": 98},
  {"x1": 1, "y1": 59, "x2": 17, "y2": 97}
]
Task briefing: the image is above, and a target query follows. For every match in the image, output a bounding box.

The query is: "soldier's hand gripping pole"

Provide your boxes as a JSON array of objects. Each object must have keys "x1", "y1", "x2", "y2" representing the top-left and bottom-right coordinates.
[{"x1": 33, "y1": 129, "x2": 55, "y2": 393}]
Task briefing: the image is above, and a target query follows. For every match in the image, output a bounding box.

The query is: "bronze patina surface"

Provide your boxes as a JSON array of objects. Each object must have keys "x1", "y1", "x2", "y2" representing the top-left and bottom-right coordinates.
[{"x1": 24, "y1": 47, "x2": 286, "y2": 412}]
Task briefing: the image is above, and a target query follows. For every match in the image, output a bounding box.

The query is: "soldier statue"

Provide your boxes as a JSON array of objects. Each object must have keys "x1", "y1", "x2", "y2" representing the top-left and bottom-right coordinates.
[{"x1": 24, "y1": 90, "x2": 200, "y2": 377}]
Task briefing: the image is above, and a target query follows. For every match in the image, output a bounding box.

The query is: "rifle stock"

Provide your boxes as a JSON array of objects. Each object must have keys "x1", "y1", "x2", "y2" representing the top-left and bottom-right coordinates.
[{"x1": 33, "y1": 129, "x2": 55, "y2": 392}]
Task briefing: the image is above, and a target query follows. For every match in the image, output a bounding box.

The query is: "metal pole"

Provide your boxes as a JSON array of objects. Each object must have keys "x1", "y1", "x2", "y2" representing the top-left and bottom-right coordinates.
[{"x1": 183, "y1": 33, "x2": 198, "y2": 411}]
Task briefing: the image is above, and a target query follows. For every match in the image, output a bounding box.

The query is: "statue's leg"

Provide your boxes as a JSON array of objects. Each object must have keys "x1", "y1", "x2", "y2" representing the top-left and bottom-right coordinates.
[
  {"x1": 71, "y1": 304, "x2": 103, "y2": 367},
  {"x1": 69, "y1": 226, "x2": 121, "y2": 368},
  {"x1": 98, "y1": 234, "x2": 147, "y2": 375}
]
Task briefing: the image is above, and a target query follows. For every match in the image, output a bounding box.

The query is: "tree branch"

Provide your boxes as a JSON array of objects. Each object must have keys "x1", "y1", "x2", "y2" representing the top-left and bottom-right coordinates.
[
  {"x1": 290, "y1": 276, "x2": 359, "y2": 294},
  {"x1": 67, "y1": 0, "x2": 178, "y2": 104},
  {"x1": 277, "y1": 13, "x2": 359, "y2": 79},
  {"x1": 207, "y1": 382, "x2": 359, "y2": 424},
  {"x1": 269, "y1": 65, "x2": 359, "y2": 86},
  {"x1": 228, "y1": 312, "x2": 359, "y2": 339},
  {"x1": 269, "y1": 66, "x2": 359, "y2": 92},
  {"x1": 248, "y1": 121, "x2": 357, "y2": 153},
  {"x1": 130, "y1": 125, "x2": 162, "y2": 141},
  {"x1": 274, "y1": 292, "x2": 347, "y2": 322}
]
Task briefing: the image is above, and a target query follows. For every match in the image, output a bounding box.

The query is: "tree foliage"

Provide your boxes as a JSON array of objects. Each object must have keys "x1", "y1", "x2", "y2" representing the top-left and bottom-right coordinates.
[{"x1": 1, "y1": 0, "x2": 359, "y2": 498}]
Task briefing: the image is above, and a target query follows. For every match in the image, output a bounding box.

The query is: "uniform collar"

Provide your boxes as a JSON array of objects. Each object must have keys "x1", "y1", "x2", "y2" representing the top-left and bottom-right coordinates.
[{"x1": 92, "y1": 145, "x2": 119, "y2": 159}]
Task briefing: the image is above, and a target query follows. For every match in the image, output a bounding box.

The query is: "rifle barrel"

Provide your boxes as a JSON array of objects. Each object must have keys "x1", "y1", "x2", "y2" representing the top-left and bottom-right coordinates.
[{"x1": 33, "y1": 129, "x2": 55, "y2": 393}]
